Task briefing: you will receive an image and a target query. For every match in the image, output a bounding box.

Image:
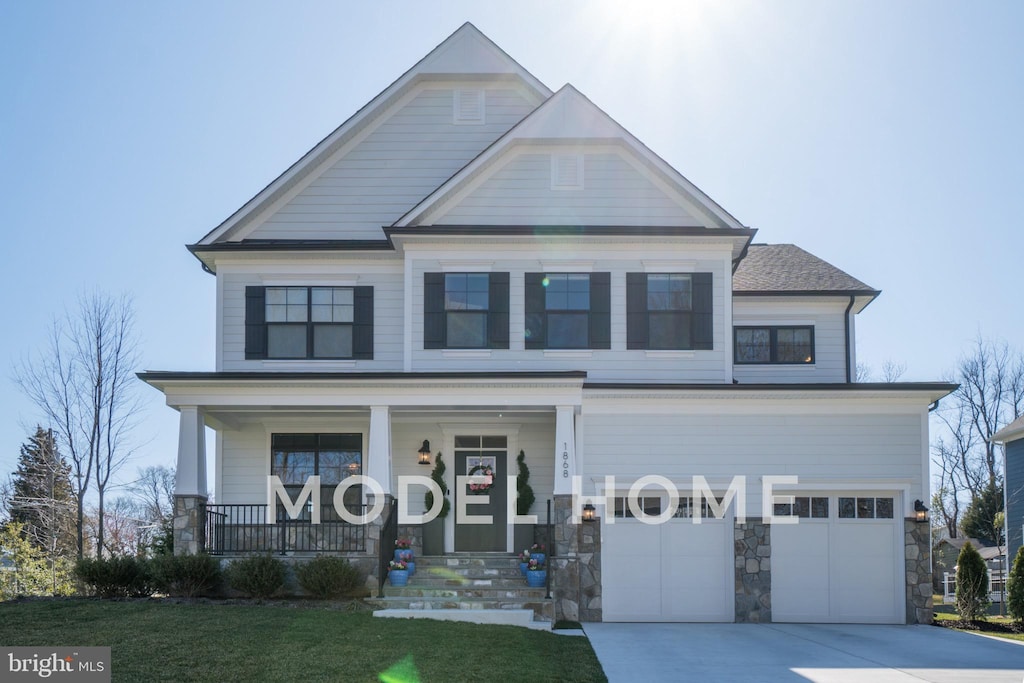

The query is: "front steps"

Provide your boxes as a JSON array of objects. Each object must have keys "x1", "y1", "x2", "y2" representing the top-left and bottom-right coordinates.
[{"x1": 369, "y1": 553, "x2": 553, "y2": 629}]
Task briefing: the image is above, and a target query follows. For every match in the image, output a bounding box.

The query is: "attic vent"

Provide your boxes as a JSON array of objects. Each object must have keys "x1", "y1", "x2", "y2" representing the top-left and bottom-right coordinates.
[
  {"x1": 453, "y1": 89, "x2": 485, "y2": 125},
  {"x1": 551, "y1": 154, "x2": 584, "y2": 190}
]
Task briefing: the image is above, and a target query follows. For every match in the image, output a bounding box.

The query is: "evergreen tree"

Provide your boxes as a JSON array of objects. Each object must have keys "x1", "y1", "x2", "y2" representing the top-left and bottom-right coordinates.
[
  {"x1": 955, "y1": 540, "x2": 990, "y2": 622},
  {"x1": 0, "y1": 522, "x2": 75, "y2": 598},
  {"x1": 1007, "y1": 545, "x2": 1024, "y2": 624},
  {"x1": 961, "y1": 482, "x2": 1004, "y2": 545},
  {"x1": 424, "y1": 452, "x2": 450, "y2": 518},
  {"x1": 516, "y1": 450, "x2": 535, "y2": 516},
  {"x1": 8, "y1": 427, "x2": 76, "y2": 558}
]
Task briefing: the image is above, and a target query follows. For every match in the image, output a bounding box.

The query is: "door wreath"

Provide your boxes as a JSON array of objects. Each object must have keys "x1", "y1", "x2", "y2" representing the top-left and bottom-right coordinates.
[{"x1": 467, "y1": 464, "x2": 495, "y2": 494}]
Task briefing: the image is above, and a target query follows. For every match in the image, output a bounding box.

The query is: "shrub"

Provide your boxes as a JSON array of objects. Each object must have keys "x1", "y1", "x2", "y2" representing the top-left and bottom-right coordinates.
[
  {"x1": 955, "y1": 540, "x2": 990, "y2": 622},
  {"x1": 516, "y1": 450, "x2": 535, "y2": 516},
  {"x1": 296, "y1": 556, "x2": 362, "y2": 599},
  {"x1": 151, "y1": 553, "x2": 221, "y2": 598},
  {"x1": 225, "y1": 554, "x2": 287, "y2": 599},
  {"x1": 1007, "y1": 545, "x2": 1024, "y2": 624},
  {"x1": 424, "y1": 452, "x2": 450, "y2": 518},
  {"x1": 75, "y1": 556, "x2": 155, "y2": 598}
]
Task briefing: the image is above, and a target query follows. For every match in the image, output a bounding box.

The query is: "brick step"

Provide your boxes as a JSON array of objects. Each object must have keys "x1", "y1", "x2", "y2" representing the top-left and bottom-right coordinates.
[
  {"x1": 383, "y1": 586, "x2": 547, "y2": 599},
  {"x1": 368, "y1": 596, "x2": 553, "y2": 622}
]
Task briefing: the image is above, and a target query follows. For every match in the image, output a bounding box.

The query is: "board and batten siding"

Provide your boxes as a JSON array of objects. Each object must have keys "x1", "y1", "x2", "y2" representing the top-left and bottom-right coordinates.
[
  {"x1": 408, "y1": 253, "x2": 730, "y2": 382},
  {"x1": 432, "y1": 151, "x2": 704, "y2": 227},
  {"x1": 218, "y1": 264, "x2": 404, "y2": 371},
  {"x1": 732, "y1": 297, "x2": 850, "y2": 384},
  {"x1": 1005, "y1": 438, "x2": 1024, "y2": 565},
  {"x1": 245, "y1": 86, "x2": 537, "y2": 241},
  {"x1": 580, "y1": 403, "x2": 928, "y2": 511}
]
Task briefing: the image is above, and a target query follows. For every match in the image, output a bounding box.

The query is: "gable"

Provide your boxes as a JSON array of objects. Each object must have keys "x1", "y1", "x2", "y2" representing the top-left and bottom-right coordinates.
[
  {"x1": 425, "y1": 145, "x2": 706, "y2": 227},
  {"x1": 244, "y1": 83, "x2": 540, "y2": 241}
]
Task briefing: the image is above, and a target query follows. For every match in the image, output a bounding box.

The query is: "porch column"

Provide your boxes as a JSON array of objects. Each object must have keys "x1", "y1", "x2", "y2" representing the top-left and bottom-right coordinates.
[
  {"x1": 553, "y1": 405, "x2": 577, "y2": 495},
  {"x1": 367, "y1": 405, "x2": 392, "y2": 495},
  {"x1": 173, "y1": 406, "x2": 207, "y2": 555}
]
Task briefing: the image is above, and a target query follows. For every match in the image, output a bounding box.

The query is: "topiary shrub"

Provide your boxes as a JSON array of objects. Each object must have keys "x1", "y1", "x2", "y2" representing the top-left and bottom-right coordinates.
[
  {"x1": 151, "y1": 553, "x2": 222, "y2": 598},
  {"x1": 516, "y1": 450, "x2": 535, "y2": 516},
  {"x1": 225, "y1": 554, "x2": 287, "y2": 599},
  {"x1": 955, "y1": 540, "x2": 990, "y2": 623},
  {"x1": 75, "y1": 556, "x2": 155, "y2": 598},
  {"x1": 1007, "y1": 545, "x2": 1024, "y2": 625},
  {"x1": 424, "y1": 452, "x2": 450, "y2": 518},
  {"x1": 296, "y1": 556, "x2": 362, "y2": 599}
]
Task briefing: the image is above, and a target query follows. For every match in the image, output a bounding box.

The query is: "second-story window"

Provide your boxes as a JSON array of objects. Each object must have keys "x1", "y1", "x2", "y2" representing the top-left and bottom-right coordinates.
[
  {"x1": 244, "y1": 285, "x2": 374, "y2": 360},
  {"x1": 626, "y1": 272, "x2": 713, "y2": 350},
  {"x1": 424, "y1": 272, "x2": 509, "y2": 349},
  {"x1": 525, "y1": 272, "x2": 610, "y2": 350},
  {"x1": 734, "y1": 326, "x2": 814, "y2": 364}
]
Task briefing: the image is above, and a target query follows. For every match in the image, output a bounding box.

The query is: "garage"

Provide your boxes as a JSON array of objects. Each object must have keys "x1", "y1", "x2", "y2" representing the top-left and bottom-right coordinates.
[
  {"x1": 602, "y1": 496, "x2": 734, "y2": 622},
  {"x1": 772, "y1": 493, "x2": 904, "y2": 624}
]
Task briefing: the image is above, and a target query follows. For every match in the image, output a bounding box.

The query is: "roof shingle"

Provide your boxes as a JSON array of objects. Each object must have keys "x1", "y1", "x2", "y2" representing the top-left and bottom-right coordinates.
[{"x1": 733, "y1": 244, "x2": 878, "y2": 295}]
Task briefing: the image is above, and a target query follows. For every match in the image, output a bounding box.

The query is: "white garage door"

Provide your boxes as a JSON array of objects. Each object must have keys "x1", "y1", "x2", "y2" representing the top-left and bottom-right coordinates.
[
  {"x1": 773, "y1": 494, "x2": 904, "y2": 624},
  {"x1": 602, "y1": 498, "x2": 734, "y2": 622}
]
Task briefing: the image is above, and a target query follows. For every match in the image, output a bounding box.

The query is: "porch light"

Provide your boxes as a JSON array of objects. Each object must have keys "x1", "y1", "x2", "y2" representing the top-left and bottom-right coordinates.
[
  {"x1": 914, "y1": 499, "x2": 929, "y2": 522},
  {"x1": 582, "y1": 503, "x2": 596, "y2": 522},
  {"x1": 418, "y1": 440, "x2": 432, "y2": 466}
]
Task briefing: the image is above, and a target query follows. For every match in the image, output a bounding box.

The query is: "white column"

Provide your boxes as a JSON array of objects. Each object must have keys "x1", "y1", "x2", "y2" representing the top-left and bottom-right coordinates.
[
  {"x1": 367, "y1": 405, "x2": 393, "y2": 495},
  {"x1": 553, "y1": 405, "x2": 577, "y2": 495},
  {"x1": 175, "y1": 406, "x2": 207, "y2": 497}
]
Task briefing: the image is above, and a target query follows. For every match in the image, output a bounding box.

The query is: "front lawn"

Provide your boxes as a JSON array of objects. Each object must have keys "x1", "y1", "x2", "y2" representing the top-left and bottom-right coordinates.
[
  {"x1": 933, "y1": 611, "x2": 1024, "y2": 643},
  {"x1": 0, "y1": 599, "x2": 607, "y2": 682}
]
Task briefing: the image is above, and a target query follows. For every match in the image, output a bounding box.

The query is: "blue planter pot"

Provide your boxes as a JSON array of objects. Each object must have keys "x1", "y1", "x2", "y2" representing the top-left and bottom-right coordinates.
[
  {"x1": 394, "y1": 549, "x2": 413, "y2": 563},
  {"x1": 526, "y1": 570, "x2": 547, "y2": 588},
  {"x1": 405, "y1": 561, "x2": 416, "y2": 576},
  {"x1": 519, "y1": 562, "x2": 528, "y2": 577},
  {"x1": 531, "y1": 553, "x2": 546, "y2": 565},
  {"x1": 389, "y1": 569, "x2": 409, "y2": 587}
]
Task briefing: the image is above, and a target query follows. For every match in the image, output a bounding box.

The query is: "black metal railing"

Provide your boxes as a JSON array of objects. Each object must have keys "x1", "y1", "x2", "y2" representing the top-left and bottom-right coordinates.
[
  {"x1": 378, "y1": 499, "x2": 398, "y2": 598},
  {"x1": 204, "y1": 504, "x2": 366, "y2": 555},
  {"x1": 545, "y1": 498, "x2": 553, "y2": 599}
]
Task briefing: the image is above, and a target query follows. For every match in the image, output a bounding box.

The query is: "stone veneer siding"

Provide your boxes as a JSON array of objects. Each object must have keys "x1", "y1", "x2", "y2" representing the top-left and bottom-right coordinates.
[
  {"x1": 905, "y1": 518, "x2": 933, "y2": 624},
  {"x1": 735, "y1": 519, "x2": 771, "y2": 623},
  {"x1": 173, "y1": 495, "x2": 207, "y2": 556},
  {"x1": 551, "y1": 495, "x2": 602, "y2": 622}
]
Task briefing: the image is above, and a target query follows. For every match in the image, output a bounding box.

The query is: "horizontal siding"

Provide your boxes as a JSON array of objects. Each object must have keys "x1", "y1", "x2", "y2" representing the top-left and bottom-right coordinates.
[
  {"x1": 581, "y1": 408, "x2": 925, "y2": 509},
  {"x1": 218, "y1": 425, "x2": 267, "y2": 504},
  {"x1": 410, "y1": 256, "x2": 729, "y2": 382},
  {"x1": 246, "y1": 86, "x2": 536, "y2": 241},
  {"x1": 219, "y1": 265, "x2": 404, "y2": 371},
  {"x1": 732, "y1": 298, "x2": 850, "y2": 384},
  {"x1": 436, "y1": 152, "x2": 702, "y2": 226}
]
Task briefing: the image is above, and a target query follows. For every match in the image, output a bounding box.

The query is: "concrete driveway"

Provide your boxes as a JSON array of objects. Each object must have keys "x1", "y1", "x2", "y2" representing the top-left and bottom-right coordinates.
[{"x1": 584, "y1": 623, "x2": 1024, "y2": 682}]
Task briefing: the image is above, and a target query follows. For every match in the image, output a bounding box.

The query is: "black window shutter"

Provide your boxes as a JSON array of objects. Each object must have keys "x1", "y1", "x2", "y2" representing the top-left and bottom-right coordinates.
[
  {"x1": 352, "y1": 286, "x2": 374, "y2": 359},
  {"x1": 423, "y1": 273, "x2": 445, "y2": 349},
  {"x1": 626, "y1": 273, "x2": 648, "y2": 350},
  {"x1": 245, "y1": 286, "x2": 267, "y2": 359},
  {"x1": 524, "y1": 273, "x2": 546, "y2": 349},
  {"x1": 589, "y1": 272, "x2": 611, "y2": 349},
  {"x1": 487, "y1": 272, "x2": 510, "y2": 349},
  {"x1": 692, "y1": 272, "x2": 714, "y2": 350}
]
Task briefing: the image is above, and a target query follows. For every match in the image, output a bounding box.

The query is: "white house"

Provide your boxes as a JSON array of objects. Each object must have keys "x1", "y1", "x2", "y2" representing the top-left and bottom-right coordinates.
[{"x1": 140, "y1": 23, "x2": 952, "y2": 625}]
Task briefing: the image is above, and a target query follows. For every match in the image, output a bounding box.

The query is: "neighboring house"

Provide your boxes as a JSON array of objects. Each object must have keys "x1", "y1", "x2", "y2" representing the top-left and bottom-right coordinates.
[
  {"x1": 933, "y1": 536, "x2": 1005, "y2": 589},
  {"x1": 995, "y1": 415, "x2": 1024, "y2": 565},
  {"x1": 139, "y1": 23, "x2": 954, "y2": 625}
]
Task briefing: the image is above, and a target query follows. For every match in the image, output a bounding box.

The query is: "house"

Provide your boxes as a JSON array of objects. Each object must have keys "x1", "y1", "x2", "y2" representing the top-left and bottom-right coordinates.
[
  {"x1": 933, "y1": 536, "x2": 1005, "y2": 590},
  {"x1": 139, "y1": 23, "x2": 954, "y2": 625},
  {"x1": 995, "y1": 415, "x2": 1024, "y2": 566}
]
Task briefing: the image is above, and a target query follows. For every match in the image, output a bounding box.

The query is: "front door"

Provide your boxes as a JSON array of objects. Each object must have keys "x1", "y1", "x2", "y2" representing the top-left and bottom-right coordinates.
[{"x1": 454, "y1": 436, "x2": 508, "y2": 552}]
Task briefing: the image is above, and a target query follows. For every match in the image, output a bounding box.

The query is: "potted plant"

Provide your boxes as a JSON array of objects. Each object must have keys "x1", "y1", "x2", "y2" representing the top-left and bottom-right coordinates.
[
  {"x1": 423, "y1": 452, "x2": 450, "y2": 555},
  {"x1": 394, "y1": 538, "x2": 413, "y2": 563},
  {"x1": 518, "y1": 550, "x2": 530, "y2": 577},
  {"x1": 525, "y1": 558, "x2": 546, "y2": 588},
  {"x1": 388, "y1": 559, "x2": 409, "y2": 587},
  {"x1": 399, "y1": 548, "x2": 415, "y2": 576},
  {"x1": 529, "y1": 543, "x2": 546, "y2": 565}
]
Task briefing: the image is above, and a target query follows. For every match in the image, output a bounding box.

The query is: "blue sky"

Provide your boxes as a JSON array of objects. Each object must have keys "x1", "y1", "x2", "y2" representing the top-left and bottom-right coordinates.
[{"x1": 1, "y1": 1, "x2": 1021, "y2": 492}]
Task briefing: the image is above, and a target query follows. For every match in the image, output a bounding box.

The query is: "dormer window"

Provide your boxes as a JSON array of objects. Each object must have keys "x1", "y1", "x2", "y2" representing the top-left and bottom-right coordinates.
[
  {"x1": 453, "y1": 89, "x2": 485, "y2": 124},
  {"x1": 551, "y1": 154, "x2": 584, "y2": 190}
]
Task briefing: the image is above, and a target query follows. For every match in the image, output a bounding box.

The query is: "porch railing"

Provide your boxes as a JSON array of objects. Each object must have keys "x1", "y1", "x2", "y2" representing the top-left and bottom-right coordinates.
[{"x1": 204, "y1": 504, "x2": 366, "y2": 555}]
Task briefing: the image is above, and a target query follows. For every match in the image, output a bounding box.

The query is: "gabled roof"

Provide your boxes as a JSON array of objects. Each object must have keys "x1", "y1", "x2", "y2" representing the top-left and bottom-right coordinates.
[
  {"x1": 733, "y1": 244, "x2": 880, "y2": 297},
  {"x1": 993, "y1": 415, "x2": 1024, "y2": 444},
  {"x1": 394, "y1": 84, "x2": 747, "y2": 231},
  {"x1": 196, "y1": 23, "x2": 552, "y2": 246}
]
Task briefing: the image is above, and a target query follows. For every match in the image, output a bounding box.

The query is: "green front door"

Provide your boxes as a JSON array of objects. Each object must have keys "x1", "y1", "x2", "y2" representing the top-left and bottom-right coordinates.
[{"x1": 454, "y1": 436, "x2": 508, "y2": 552}]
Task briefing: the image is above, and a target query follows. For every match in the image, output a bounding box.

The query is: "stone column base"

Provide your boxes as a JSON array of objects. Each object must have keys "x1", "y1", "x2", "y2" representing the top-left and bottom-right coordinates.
[
  {"x1": 173, "y1": 495, "x2": 207, "y2": 556},
  {"x1": 906, "y1": 518, "x2": 933, "y2": 624},
  {"x1": 735, "y1": 519, "x2": 772, "y2": 623},
  {"x1": 552, "y1": 495, "x2": 602, "y2": 623}
]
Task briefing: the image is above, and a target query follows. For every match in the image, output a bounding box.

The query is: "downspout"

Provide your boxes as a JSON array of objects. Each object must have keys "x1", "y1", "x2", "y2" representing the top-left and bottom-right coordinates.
[{"x1": 844, "y1": 295, "x2": 855, "y2": 383}]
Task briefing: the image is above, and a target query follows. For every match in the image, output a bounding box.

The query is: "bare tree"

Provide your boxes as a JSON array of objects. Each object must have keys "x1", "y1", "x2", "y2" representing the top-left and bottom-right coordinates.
[
  {"x1": 128, "y1": 466, "x2": 174, "y2": 530},
  {"x1": 881, "y1": 360, "x2": 907, "y2": 383},
  {"x1": 14, "y1": 292, "x2": 141, "y2": 558},
  {"x1": 856, "y1": 362, "x2": 872, "y2": 383}
]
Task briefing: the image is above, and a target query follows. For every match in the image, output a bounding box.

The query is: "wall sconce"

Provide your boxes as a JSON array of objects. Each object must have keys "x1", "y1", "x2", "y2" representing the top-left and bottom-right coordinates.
[
  {"x1": 914, "y1": 499, "x2": 929, "y2": 522},
  {"x1": 582, "y1": 503, "x2": 596, "y2": 522},
  {"x1": 418, "y1": 440, "x2": 432, "y2": 466}
]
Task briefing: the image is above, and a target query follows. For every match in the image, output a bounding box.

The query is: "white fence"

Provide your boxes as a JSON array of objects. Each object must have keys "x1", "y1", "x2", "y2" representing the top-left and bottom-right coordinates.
[{"x1": 942, "y1": 569, "x2": 1006, "y2": 604}]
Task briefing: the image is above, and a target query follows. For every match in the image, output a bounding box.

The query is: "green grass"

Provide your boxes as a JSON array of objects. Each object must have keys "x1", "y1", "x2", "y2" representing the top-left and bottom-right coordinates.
[
  {"x1": 0, "y1": 599, "x2": 607, "y2": 682},
  {"x1": 933, "y1": 609, "x2": 1024, "y2": 642}
]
